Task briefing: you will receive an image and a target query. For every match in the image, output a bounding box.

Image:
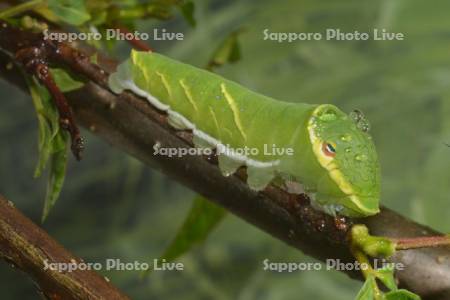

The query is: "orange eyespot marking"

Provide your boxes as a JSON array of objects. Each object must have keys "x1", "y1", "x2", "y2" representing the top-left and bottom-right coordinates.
[{"x1": 322, "y1": 142, "x2": 336, "y2": 157}]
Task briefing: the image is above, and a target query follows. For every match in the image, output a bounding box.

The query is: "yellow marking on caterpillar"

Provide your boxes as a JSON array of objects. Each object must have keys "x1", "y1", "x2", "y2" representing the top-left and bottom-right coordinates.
[
  {"x1": 224, "y1": 127, "x2": 234, "y2": 140},
  {"x1": 307, "y1": 106, "x2": 356, "y2": 195},
  {"x1": 220, "y1": 83, "x2": 247, "y2": 140},
  {"x1": 179, "y1": 79, "x2": 198, "y2": 112},
  {"x1": 140, "y1": 63, "x2": 152, "y2": 89},
  {"x1": 156, "y1": 71, "x2": 173, "y2": 100},
  {"x1": 328, "y1": 168, "x2": 355, "y2": 195},
  {"x1": 350, "y1": 195, "x2": 378, "y2": 214},
  {"x1": 209, "y1": 107, "x2": 220, "y2": 135},
  {"x1": 209, "y1": 106, "x2": 233, "y2": 140}
]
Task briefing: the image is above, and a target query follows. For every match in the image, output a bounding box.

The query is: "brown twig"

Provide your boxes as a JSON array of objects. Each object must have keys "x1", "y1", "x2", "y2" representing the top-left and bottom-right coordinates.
[
  {"x1": 115, "y1": 25, "x2": 154, "y2": 52},
  {"x1": 15, "y1": 45, "x2": 84, "y2": 160},
  {"x1": 0, "y1": 21, "x2": 449, "y2": 299},
  {"x1": 0, "y1": 194, "x2": 130, "y2": 300},
  {"x1": 0, "y1": 21, "x2": 85, "y2": 159},
  {"x1": 395, "y1": 235, "x2": 450, "y2": 250}
]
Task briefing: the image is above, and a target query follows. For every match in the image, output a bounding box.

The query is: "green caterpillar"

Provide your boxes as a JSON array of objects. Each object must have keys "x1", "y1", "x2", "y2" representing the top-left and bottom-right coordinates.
[{"x1": 108, "y1": 50, "x2": 380, "y2": 217}]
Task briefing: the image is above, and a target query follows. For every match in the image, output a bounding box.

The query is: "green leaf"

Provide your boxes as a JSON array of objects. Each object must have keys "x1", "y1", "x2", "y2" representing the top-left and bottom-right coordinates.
[
  {"x1": 47, "y1": 0, "x2": 91, "y2": 25},
  {"x1": 28, "y1": 79, "x2": 59, "y2": 178},
  {"x1": 50, "y1": 69, "x2": 84, "y2": 92},
  {"x1": 147, "y1": 196, "x2": 226, "y2": 275},
  {"x1": 0, "y1": 0, "x2": 44, "y2": 19},
  {"x1": 374, "y1": 264, "x2": 397, "y2": 291},
  {"x1": 355, "y1": 276, "x2": 377, "y2": 300},
  {"x1": 159, "y1": 196, "x2": 226, "y2": 261},
  {"x1": 42, "y1": 133, "x2": 68, "y2": 222},
  {"x1": 34, "y1": 115, "x2": 53, "y2": 177},
  {"x1": 351, "y1": 225, "x2": 396, "y2": 258},
  {"x1": 354, "y1": 265, "x2": 420, "y2": 300},
  {"x1": 207, "y1": 29, "x2": 244, "y2": 70},
  {"x1": 385, "y1": 290, "x2": 421, "y2": 300},
  {"x1": 29, "y1": 84, "x2": 50, "y2": 178},
  {"x1": 27, "y1": 78, "x2": 69, "y2": 222},
  {"x1": 179, "y1": 1, "x2": 196, "y2": 27},
  {"x1": 85, "y1": 1, "x2": 109, "y2": 26}
]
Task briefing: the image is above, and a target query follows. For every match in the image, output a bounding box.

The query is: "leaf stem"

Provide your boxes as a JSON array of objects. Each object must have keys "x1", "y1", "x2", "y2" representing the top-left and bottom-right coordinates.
[
  {"x1": 394, "y1": 235, "x2": 450, "y2": 250},
  {"x1": 115, "y1": 25, "x2": 153, "y2": 52},
  {"x1": 350, "y1": 246, "x2": 383, "y2": 299}
]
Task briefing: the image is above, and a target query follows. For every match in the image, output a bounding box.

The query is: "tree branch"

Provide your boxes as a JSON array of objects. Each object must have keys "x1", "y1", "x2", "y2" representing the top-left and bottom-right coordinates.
[
  {"x1": 0, "y1": 21, "x2": 449, "y2": 299},
  {"x1": 0, "y1": 195, "x2": 129, "y2": 300}
]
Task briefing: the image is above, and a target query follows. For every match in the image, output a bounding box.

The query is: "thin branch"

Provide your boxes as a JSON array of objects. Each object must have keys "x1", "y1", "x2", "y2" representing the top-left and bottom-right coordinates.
[
  {"x1": 15, "y1": 45, "x2": 84, "y2": 160},
  {"x1": 0, "y1": 195, "x2": 130, "y2": 300},
  {"x1": 395, "y1": 235, "x2": 450, "y2": 250},
  {"x1": 115, "y1": 25, "x2": 154, "y2": 52},
  {"x1": 0, "y1": 21, "x2": 449, "y2": 300}
]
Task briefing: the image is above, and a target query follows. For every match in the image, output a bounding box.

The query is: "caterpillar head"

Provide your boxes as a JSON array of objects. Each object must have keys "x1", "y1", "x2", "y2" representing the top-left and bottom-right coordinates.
[{"x1": 307, "y1": 104, "x2": 380, "y2": 217}]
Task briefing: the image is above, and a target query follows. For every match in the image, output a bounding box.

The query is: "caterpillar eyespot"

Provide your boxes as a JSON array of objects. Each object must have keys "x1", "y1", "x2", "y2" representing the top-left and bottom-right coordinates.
[{"x1": 322, "y1": 142, "x2": 336, "y2": 157}]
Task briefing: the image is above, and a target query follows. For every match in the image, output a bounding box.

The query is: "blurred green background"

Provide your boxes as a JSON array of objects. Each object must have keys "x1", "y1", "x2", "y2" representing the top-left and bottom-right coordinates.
[{"x1": 1, "y1": 0, "x2": 450, "y2": 299}]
